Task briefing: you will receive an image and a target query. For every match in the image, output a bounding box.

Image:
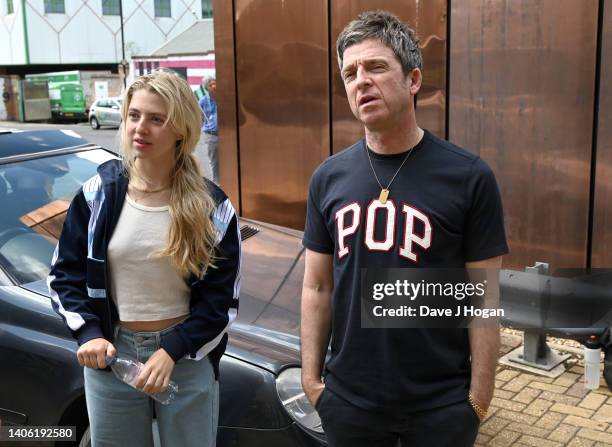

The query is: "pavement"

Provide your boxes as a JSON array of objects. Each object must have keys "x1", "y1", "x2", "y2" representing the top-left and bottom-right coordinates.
[{"x1": 477, "y1": 332, "x2": 612, "y2": 447}]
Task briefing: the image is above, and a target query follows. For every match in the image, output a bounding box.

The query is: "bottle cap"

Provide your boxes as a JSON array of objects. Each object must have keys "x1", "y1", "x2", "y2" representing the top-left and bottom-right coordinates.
[{"x1": 586, "y1": 335, "x2": 600, "y2": 349}]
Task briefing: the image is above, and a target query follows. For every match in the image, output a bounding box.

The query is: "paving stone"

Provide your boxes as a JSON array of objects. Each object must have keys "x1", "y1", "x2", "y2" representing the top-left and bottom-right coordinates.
[
  {"x1": 487, "y1": 405, "x2": 500, "y2": 417},
  {"x1": 593, "y1": 404, "x2": 612, "y2": 424},
  {"x1": 479, "y1": 416, "x2": 511, "y2": 436},
  {"x1": 526, "y1": 374, "x2": 555, "y2": 384},
  {"x1": 568, "y1": 382, "x2": 591, "y2": 398},
  {"x1": 566, "y1": 438, "x2": 595, "y2": 447},
  {"x1": 523, "y1": 398, "x2": 554, "y2": 417},
  {"x1": 547, "y1": 423, "x2": 579, "y2": 443},
  {"x1": 488, "y1": 430, "x2": 521, "y2": 447},
  {"x1": 594, "y1": 388, "x2": 612, "y2": 397},
  {"x1": 514, "y1": 386, "x2": 542, "y2": 404},
  {"x1": 517, "y1": 434, "x2": 563, "y2": 447},
  {"x1": 528, "y1": 382, "x2": 570, "y2": 394},
  {"x1": 538, "y1": 391, "x2": 582, "y2": 405},
  {"x1": 534, "y1": 412, "x2": 565, "y2": 430},
  {"x1": 493, "y1": 388, "x2": 516, "y2": 400},
  {"x1": 553, "y1": 372, "x2": 580, "y2": 387},
  {"x1": 474, "y1": 432, "x2": 491, "y2": 446},
  {"x1": 550, "y1": 403, "x2": 594, "y2": 418},
  {"x1": 570, "y1": 365, "x2": 585, "y2": 375},
  {"x1": 496, "y1": 369, "x2": 521, "y2": 382},
  {"x1": 502, "y1": 376, "x2": 529, "y2": 392},
  {"x1": 577, "y1": 428, "x2": 612, "y2": 444},
  {"x1": 563, "y1": 415, "x2": 608, "y2": 431},
  {"x1": 579, "y1": 393, "x2": 607, "y2": 411},
  {"x1": 490, "y1": 396, "x2": 526, "y2": 412},
  {"x1": 494, "y1": 409, "x2": 538, "y2": 425},
  {"x1": 506, "y1": 421, "x2": 550, "y2": 437}
]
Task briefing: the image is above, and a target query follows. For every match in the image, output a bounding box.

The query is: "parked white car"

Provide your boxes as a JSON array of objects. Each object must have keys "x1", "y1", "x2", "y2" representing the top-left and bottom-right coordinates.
[{"x1": 89, "y1": 97, "x2": 122, "y2": 129}]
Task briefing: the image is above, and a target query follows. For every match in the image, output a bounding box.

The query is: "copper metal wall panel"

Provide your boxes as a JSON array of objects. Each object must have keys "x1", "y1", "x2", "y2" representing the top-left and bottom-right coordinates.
[
  {"x1": 592, "y1": 2, "x2": 612, "y2": 267},
  {"x1": 213, "y1": 0, "x2": 240, "y2": 210},
  {"x1": 234, "y1": 0, "x2": 330, "y2": 230},
  {"x1": 330, "y1": 0, "x2": 447, "y2": 153},
  {"x1": 449, "y1": 0, "x2": 598, "y2": 270}
]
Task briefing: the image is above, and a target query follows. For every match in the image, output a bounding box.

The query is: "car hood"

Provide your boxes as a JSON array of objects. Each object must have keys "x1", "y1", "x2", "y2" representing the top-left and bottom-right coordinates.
[{"x1": 22, "y1": 218, "x2": 306, "y2": 376}]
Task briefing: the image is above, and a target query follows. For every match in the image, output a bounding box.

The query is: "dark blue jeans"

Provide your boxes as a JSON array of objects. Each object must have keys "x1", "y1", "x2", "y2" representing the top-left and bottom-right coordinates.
[{"x1": 316, "y1": 388, "x2": 480, "y2": 447}]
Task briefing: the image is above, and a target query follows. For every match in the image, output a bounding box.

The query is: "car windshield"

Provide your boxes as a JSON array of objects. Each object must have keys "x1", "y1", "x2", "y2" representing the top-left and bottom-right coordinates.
[{"x1": 0, "y1": 149, "x2": 117, "y2": 285}]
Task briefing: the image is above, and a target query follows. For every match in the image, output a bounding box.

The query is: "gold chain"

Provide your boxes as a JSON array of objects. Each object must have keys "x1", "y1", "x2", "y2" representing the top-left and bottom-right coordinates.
[
  {"x1": 468, "y1": 393, "x2": 488, "y2": 421},
  {"x1": 364, "y1": 139, "x2": 416, "y2": 204}
]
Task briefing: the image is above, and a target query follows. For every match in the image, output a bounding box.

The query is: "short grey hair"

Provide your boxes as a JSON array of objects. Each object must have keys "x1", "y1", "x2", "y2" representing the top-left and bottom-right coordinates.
[
  {"x1": 201, "y1": 76, "x2": 216, "y2": 91},
  {"x1": 336, "y1": 10, "x2": 423, "y2": 76}
]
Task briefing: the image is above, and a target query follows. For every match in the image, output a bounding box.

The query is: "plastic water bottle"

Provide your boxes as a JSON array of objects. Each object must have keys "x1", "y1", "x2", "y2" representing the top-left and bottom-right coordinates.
[
  {"x1": 584, "y1": 335, "x2": 601, "y2": 390},
  {"x1": 105, "y1": 356, "x2": 178, "y2": 404}
]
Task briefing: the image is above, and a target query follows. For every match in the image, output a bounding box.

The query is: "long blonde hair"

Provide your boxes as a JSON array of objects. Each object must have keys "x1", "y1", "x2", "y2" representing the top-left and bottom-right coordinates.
[{"x1": 120, "y1": 69, "x2": 217, "y2": 278}]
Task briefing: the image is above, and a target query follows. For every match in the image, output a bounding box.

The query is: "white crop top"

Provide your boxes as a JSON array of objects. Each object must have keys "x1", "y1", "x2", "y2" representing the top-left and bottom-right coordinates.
[{"x1": 107, "y1": 194, "x2": 190, "y2": 321}]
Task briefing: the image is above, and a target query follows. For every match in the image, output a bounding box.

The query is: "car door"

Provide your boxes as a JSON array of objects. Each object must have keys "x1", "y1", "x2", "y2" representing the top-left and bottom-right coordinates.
[
  {"x1": 108, "y1": 100, "x2": 122, "y2": 125},
  {"x1": 96, "y1": 100, "x2": 110, "y2": 125}
]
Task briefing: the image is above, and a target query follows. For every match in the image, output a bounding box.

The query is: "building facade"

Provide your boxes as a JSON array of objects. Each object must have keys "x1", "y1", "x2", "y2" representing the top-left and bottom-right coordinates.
[{"x1": 0, "y1": 0, "x2": 213, "y2": 68}]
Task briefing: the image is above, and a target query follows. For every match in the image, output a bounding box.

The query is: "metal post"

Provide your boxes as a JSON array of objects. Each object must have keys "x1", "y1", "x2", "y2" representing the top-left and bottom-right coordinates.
[
  {"x1": 503, "y1": 262, "x2": 571, "y2": 375},
  {"x1": 119, "y1": 0, "x2": 127, "y2": 88}
]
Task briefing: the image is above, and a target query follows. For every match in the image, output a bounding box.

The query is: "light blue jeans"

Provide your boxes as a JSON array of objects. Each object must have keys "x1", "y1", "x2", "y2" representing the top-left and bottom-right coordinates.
[{"x1": 84, "y1": 326, "x2": 219, "y2": 447}]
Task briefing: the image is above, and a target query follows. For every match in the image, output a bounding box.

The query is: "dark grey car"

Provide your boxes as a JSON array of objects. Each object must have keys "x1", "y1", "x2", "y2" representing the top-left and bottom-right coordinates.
[{"x1": 0, "y1": 130, "x2": 325, "y2": 446}]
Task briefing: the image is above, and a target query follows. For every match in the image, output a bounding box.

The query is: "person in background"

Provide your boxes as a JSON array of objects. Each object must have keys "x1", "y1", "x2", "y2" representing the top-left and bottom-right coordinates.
[
  {"x1": 199, "y1": 76, "x2": 219, "y2": 184},
  {"x1": 48, "y1": 69, "x2": 241, "y2": 447}
]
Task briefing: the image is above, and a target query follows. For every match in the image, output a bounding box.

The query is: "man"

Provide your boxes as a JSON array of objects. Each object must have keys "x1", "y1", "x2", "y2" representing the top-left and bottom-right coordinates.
[
  {"x1": 199, "y1": 76, "x2": 219, "y2": 184},
  {"x1": 301, "y1": 10, "x2": 507, "y2": 447}
]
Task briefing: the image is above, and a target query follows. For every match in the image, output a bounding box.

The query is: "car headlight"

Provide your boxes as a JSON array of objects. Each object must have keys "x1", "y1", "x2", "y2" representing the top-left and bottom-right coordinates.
[{"x1": 275, "y1": 367, "x2": 324, "y2": 434}]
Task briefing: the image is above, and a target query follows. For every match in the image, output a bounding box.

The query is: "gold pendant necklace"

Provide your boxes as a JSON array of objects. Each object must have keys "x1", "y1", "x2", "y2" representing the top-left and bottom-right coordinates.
[{"x1": 364, "y1": 140, "x2": 416, "y2": 204}]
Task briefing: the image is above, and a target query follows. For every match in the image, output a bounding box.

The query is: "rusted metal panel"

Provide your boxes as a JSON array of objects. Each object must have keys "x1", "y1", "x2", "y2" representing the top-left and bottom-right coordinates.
[
  {"x1": 592, "y1": 2, "x2": 612, "y2": 267},
  {"x1": 449, "y1": 0, "x2": 598, "y2": 270},
  {"x1": 330, "y1": 0, "x2": 447, "y2": 153},
  {"x1": 233, "y1": 0, "x2": 330, "y2": 230},
  {"x1": 213, "y1": 0, "x2": 241, "y2": 211}
]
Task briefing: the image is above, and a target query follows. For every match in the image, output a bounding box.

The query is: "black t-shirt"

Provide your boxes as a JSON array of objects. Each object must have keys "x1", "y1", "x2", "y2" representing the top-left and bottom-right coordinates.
[{"x1": 303, "y1": 129, "x2": 508, "y2": 414}]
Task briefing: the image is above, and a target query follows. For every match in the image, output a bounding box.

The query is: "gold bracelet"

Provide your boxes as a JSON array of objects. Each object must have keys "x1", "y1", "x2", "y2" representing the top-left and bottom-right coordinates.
[{"x1": 468, "y1": 393, "x2": 488, "y2": 421}]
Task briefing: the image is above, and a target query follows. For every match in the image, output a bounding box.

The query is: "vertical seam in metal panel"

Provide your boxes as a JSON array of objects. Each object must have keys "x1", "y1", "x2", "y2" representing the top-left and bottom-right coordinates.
[
  {"x1": 444, "y1": 0, "x2": 451, "y2": 141},
  {"x1": 586, "y1": 0, "x2": 604, "y2": 268},
  {"x1": 328, "y1": 0, "x2": 333, "y2": 156},
  {"x1": 231, "y1": 0, "x2": 243, "y2": 215}
]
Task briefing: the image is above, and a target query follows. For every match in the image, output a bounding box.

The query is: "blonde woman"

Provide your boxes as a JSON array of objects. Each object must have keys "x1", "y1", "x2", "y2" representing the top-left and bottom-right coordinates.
[{"x1": 48, "y1": 69, "x2": 241, "y2": 446}]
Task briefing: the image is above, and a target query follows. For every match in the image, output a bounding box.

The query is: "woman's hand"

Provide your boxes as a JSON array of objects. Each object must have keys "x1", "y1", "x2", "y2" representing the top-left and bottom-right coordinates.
[
  {"x1": 135, "y1": 348, "x2": 175, "y2": 394},
  {"x1": 77, "y1": 338, "x2": 116, "y2": 369}
]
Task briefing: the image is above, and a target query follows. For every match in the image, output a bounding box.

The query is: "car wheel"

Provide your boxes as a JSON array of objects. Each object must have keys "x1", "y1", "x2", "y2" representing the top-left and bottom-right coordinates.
[
  {"x1": 90, "y1": 117, "x2": 100, "y2": 130},
  {"x1": 78, "y1": 426, "x2": 91, "y2": 447}
]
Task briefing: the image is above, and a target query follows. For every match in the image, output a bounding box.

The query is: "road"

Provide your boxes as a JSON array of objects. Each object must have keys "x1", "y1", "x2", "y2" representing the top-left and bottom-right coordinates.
[{"x1": 0, "y1": 120, "x2": 213, "y2": 179}]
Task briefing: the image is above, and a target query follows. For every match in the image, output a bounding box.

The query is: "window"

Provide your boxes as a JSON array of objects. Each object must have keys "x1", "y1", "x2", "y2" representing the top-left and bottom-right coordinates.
[
  {"x1": 102, "y1": 0, "x2": 120, "y2": 16},
  {"x1": 201, "y1": 0, "x2": 212, "y2": 18},
  {"x1": 6, "y1": 0, "x2": 14, "y2": 15},
  {"x1": 44, "y1": 0, "x2": 65, "y2": 14},
  {"x1": 154, "y1": 0, "x2": 171, "y2": 18}
]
